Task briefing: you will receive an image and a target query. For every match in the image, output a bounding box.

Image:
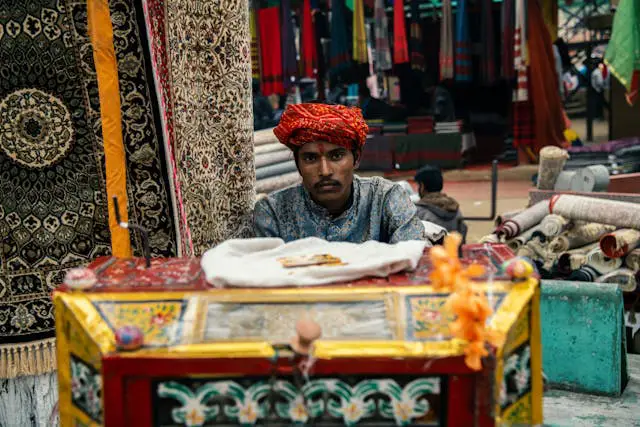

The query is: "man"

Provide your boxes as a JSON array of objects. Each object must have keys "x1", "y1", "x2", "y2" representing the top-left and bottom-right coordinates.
[
  {"x1": 414, "y1": 165, "x2": 467, "y2": 241},
  {"x1": 253, "y1": 103, "x2": 427, "y2": 244}
]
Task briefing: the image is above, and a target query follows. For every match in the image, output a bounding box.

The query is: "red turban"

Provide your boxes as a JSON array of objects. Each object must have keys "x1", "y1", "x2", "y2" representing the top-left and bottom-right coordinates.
[{"x1": 273, "y1": 103, "x2": 369, "y2": 150}]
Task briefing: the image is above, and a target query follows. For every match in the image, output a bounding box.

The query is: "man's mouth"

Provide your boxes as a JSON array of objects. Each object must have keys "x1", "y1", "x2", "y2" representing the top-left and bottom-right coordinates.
[{"x1": 315, "y1": 182, "x2": 341, "y2": 192}]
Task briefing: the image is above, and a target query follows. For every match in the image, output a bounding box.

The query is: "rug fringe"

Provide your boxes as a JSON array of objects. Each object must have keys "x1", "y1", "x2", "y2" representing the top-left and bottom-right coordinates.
[{"x1": 0, "y1": 338, "x2": 57, "y2": 379}]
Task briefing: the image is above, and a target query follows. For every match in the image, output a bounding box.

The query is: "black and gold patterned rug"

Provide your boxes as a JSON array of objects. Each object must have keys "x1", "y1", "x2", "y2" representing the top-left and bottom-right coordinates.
[{"x1": 0, "y1": 0, "x2": 178, "y2": 378}]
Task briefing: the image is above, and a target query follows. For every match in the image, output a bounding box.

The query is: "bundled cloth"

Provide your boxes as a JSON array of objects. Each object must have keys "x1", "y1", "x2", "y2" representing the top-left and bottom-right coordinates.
[{"x1": 201, "y1": 237, "x2": 427, "y2": 287}]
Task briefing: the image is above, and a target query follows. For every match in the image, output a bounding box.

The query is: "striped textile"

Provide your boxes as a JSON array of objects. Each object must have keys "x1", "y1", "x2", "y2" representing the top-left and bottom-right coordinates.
[
  {"x1": 455, "y1": 0, "x2": 472, "y2": 81},
  {"x1": 439, "y1": 0, "x2": 454, "y2": 79},
  {"x1": 374, "y1": 0, "x2": 393, "y2": 71},
  {"x1": 512, "y1": 98, "x2": 536, "y2": 150},
  {"x1": 353, "y1": 0, "x2": 368, "y2": 63},
  {"x1": 300, "y1": 0, "x2": 317, "y2": 77},
  {"x1": 410, "y1": 0, "x2": 426, "y2": 71},
  {"x1": 259, "y1": 7, "x2": 284, "y2": 96},
  {"x1": 480, "y1": 0, "x2": 496, "y2": 83},
  {"x1": 513, "y1": 0, "x2": 528, "y2": 101},
  {"x1": 250, "y1": 9, "x2": 261, "y2": 80}
]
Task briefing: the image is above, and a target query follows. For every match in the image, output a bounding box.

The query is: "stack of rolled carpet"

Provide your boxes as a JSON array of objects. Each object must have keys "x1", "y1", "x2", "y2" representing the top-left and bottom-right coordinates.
[
  {"x1": 254, "y1": 128, "x2": 301, "y2": 198},
  {"x1": 537, "y1": 146, "x2": 612, "y2": 193},
  {"x1": 564, "y1": 138, "x2": 640, "y2": 175},
  {"x1": 483, "y1": 194, "x2": 640, "y2": 291}
]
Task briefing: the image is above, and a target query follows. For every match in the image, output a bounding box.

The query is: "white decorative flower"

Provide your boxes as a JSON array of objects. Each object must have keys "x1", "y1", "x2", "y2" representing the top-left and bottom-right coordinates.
[
  {"x1": 238, "y1": 401, "x2": 259, "y2": 425},
  {"x1": 181, "y1": 400, "x2": 207, "y2": 427},
  {"x1": 514, "y1": 366, "x2": 530, "y2": 393},
  {"x1": 341, "y1": 398, "x2": 366, "y2": 424},
  {"x1": 288, "y1": 396, "x2": 309, "y2": 424},
  {"x1": 392, "y1": 399, "x2": 415, "y2": 425}
]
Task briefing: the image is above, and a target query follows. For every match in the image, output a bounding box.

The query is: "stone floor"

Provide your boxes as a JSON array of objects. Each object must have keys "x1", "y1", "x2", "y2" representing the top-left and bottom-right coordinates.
[{"x1": 544, "y1": 354, "x2": 640, "y2": 426}]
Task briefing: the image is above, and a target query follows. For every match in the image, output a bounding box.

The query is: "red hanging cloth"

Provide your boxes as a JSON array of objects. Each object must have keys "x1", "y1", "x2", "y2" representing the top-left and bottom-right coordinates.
[
  {"x1": 393, "y1": 0, "x2": 409, "y2": 64},
  {"x1": 301, "y1": 0, "x2": 317, "y2": 78},
  {"x1": 258, "y1": 7, "x2": 284, "y2": 96}
]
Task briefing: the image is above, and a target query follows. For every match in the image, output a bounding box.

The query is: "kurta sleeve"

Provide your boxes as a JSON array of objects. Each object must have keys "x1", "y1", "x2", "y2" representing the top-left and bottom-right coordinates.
[
  {"x1": 383, "y1": 185, "x2": 429, "y2": 244},
  {"x1": 253, "y1": 198, "x2": 281, "y2": 238}
]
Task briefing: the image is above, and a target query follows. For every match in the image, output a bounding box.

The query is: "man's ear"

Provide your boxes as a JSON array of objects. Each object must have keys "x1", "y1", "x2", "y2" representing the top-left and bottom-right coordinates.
[{"x1": 353, "y1": 149, "x2": 361, "y2": 169}]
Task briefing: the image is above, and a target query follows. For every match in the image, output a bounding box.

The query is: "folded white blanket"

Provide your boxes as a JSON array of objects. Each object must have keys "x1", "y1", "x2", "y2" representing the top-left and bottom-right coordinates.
[{"x1": 201, "y1": 237, "x2": 428, "y2": 288}]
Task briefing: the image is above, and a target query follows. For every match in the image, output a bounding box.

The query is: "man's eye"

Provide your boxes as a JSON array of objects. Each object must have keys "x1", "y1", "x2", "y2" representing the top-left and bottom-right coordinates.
[
  {"x1": 330, "y1": 151, "x2": 345, "y2": 161},
  {"x1": 302, "y1": 154, "x2": 317, "y2": 162}
]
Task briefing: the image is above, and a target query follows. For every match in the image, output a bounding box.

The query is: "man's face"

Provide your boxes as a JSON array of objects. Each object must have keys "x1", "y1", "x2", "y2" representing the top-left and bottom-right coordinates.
[{"x1": 296, "y1": 141, "x2": 358, "y2": 211}]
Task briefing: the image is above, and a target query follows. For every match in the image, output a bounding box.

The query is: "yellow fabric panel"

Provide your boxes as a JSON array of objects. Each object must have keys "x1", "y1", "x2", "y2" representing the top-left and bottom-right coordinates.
[
  {"x1": 541, "y1": 0, "x2": 558, "y2": 39},
  {"x1": 87, "y1": 0, "x2": 132, "y2": 257}
]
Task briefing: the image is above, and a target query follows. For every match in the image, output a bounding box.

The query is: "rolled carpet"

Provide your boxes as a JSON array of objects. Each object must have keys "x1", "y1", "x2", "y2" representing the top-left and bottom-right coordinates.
[
  {"x1": 549, "y1": 194, "x2": 640, "y2": 229},
  {"x1": 255, "y1": 150, "x2": 293, "y2": 168},
  {"x1": 495, "y1": 209, "x2": 523, "y2": 226},
  {"x1": 539, "y1": 214, "x2": 569, "y2": 237},
  {"x1": 596, "y1": 268, "x2": 638, "y2": 292},
  {"x1": 479, "y1": 234, "x2": 500, "y2": 244},
  {"x1": 254, "y1": 128, "x2": 279, "y2": 146},
  {"x1": 537, "y1": 146, "x2": 569, "y2": 190},
  {"x1": 556, "y1": 242, "x2": 600, "y2": 274},
  {"x1": 626, "y1": 248, "x2": 640, "y2": 270},
  {"x1": 548, "y1": 223, "x2": 616, "y2": 253},
  {"x1": 599, "y1": 229, "x2": 640, "y2": 258},
  {"x1": 496, "y1": 201, "x2": 549, "y2": 239},
  {"x1": 568, "y1": 265, "x2": 600, "y2": 282},
  {"x1": 256, "y1": 171, "x2": 302, "y2": 194},
  {"x1": 507, "y1": 224, "x2": 544, "y2": 251},
  {"x1": 256, "y1": 142, "x2": 289, "y2": 155},
  {"x1": 255, "y1": 160, "x2": 298, "y2": 180},
  {"x1": 586, "y1": 247, "x2": 624, "y2": 274}
]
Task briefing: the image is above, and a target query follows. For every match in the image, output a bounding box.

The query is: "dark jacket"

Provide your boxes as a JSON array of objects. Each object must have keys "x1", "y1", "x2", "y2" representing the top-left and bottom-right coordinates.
[{"x1": 415, "y1": 193, "x2": 467, "y2": 241}]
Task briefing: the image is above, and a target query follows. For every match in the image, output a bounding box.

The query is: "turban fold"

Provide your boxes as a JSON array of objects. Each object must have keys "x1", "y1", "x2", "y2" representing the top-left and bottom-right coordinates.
[{"x1": 273, "y1": 103, "x2": 369, "y2": 150}]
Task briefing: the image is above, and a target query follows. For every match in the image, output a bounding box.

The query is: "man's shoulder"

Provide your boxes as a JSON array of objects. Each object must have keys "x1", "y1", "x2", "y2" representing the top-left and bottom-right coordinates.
[
  {"x1": 257, "y1": 183, "x2": 304, "y2": 209},
  {"x1": 357, "y1": 175, "x2": 401, "y2": 195}
]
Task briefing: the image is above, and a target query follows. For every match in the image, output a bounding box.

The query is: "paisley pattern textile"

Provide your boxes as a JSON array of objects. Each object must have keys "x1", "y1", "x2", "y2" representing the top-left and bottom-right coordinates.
[
  {"x1": 0, "y1": 0, "x2": 112, "y2": 377},
  {"x1": 163, "y1": 0, "x2": 255, "y2": 253},
  {"x1": 108, "y1": 0, "x2": 178, "y2": 257},
  {"x1": 254, "y1": 176, "x2": 426, "y2": 244}
]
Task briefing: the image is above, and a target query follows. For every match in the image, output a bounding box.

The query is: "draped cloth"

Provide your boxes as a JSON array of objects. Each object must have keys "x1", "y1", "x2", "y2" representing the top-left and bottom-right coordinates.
[
  {"x1": 501, "y1": 0, "x2": 515, "y2": 79},
  {"x1": 440, "y1": 0, "x2": 454, "y2": 79},
  {"x1": 455, "y1": 0, "x2": 472, "y2": 81},
  {"x1": 301, "y1": 0, "x2": 317, "y2": 78},
  {"x1": 605, "y1": 0, "x2": 640, "y2": 105},
  {"x1": 330, "y1": 0, "x2": 352, "y2": 75},
  {"x1": 353, "y1": 0, "x2": 368, "y2": 64},
  {"x1": 281, "y1": 0, "x2": 298, "y2": 88},
  {"x1": 374, "y1": 0, "x2": 393, "y2": 71},
  {"x1": 528, "y1": 0, "x2": 566, "y2": 151},
  {"x1": 410, "y1": 0, "x2": 426, "y2": 71},
  {"x1": 393, "y1": 0, "x2": 410, "y2": 64},
  {"x1": 480, "y1": 0, "x2": 496, "y2": 83},
  {"x1": 513, "y1": 0, "x2": 528, "y2": 101},
  {"x1": 250, "y1": 8, "x2": 261, "y2": 80},
  {"x1": 259, "y1": 7, "x2": 284, "y2": 95}
]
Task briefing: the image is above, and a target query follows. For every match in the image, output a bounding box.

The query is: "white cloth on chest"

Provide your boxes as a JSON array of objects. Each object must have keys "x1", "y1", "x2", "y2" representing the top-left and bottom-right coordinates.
[{"x1": 201, "y1": 237, "x2": 427, "y2": 287}]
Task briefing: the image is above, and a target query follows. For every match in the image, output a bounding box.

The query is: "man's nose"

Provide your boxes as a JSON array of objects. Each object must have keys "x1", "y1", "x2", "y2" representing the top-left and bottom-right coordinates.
[{"x1": 318, "y1": 157, "x2": 333, "y2": 177}]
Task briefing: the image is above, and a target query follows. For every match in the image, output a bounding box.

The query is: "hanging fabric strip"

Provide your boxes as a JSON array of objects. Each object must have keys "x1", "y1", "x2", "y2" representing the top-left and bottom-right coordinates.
[
  {"x1": 528, "y1": 0, "x2": 567, "y2": 151},
  {"x1": 374, "y1": 0, "x2": 393, "y2": 71},
  {"x1": 455, "y1": 0, "x2": 472, "y2": 81},
  {"x1": 541, "y1": 0, "x2": 558, "y2": 40},
  {"x1": 330, "y1": 0, "x2": 352, "y2": 74},
  {"x1": 301, "y1": 0, "x2": 317, "y2": 77},
  {"x1": 481, "y1": 0, "x2": 496, "y2": 83},
  {"x1": 250, "y1": 8, "x2": 261, "y2": 80},
  {"x1": 410, "y1": 0, "x2": 425, "y2": 71},
  {"x1": 512, "y1": 96, "x2": 536, "y2": 151},
  {"x1": 604, "y1": 0, "x2": 640, "y2": 106},
  {"x1": 87, "y1": 0, "x2": 132, "y2": 257},
  {"x1": 259, "y1": 7, "x2": 284, "y2": 96},
  {"x1": 353, "y1": 0, "x2": 368, "y2": 63},
  {"x1": 502, "y1": 0, "x2": 515, "y2": 79},
  {"x1": 281, "y1": 0, "x2": 298, "y2": 88},
  {"x1": 440, "y1": 0, "x2": 454, "y2": 79},
  {"x1": 514, "y1": 0, "x2": 528, "y2": 101},
  {"x1": 393, "y1": 0, "x2": 410, "y2": 64}
]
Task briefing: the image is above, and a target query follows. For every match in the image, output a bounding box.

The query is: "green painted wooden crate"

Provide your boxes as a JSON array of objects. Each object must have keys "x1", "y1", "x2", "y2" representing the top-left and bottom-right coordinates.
[{"x1": 541, "y1": 280, "x2": 629, "y2": 396}]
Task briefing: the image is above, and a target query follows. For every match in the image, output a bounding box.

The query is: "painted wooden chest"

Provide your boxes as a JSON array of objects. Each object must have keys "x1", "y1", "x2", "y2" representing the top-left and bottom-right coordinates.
[{"x1": 53, "y1": 244, "x2": 542, "y2": 426}]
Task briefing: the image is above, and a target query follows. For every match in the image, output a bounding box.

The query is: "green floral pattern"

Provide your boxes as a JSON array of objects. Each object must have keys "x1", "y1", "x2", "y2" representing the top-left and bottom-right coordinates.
[{"x1": 157, "y1": 377, "x2": 440, "y2": 426}]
